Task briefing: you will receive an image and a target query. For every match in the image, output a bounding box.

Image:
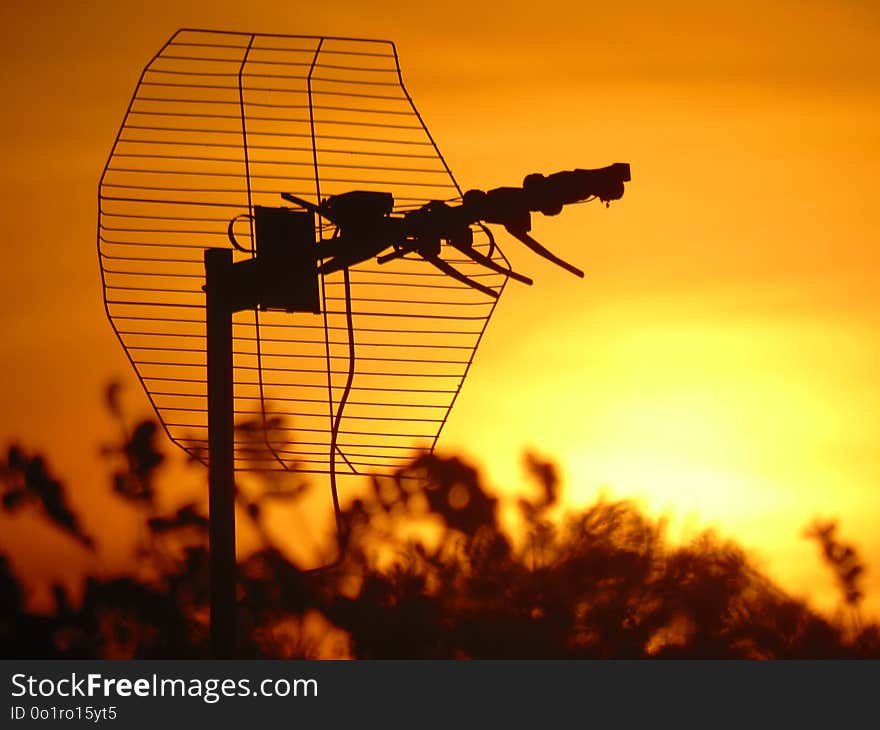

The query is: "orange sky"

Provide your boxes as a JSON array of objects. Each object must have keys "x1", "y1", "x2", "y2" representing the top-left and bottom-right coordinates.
[{"x1": 1, "y1": 0, "x2": 879, "y2": 616}]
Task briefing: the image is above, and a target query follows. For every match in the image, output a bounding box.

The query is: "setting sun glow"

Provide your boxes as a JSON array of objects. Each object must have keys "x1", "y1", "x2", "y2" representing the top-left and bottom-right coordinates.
[{"x1": 1, "y1": 0, "x2": 879, "y2": 621}]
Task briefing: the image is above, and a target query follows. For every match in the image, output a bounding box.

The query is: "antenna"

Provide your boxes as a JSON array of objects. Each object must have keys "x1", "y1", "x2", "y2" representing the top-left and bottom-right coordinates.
[{"x1": 98, "y1": 29, "x2": 631, "y2": 657}]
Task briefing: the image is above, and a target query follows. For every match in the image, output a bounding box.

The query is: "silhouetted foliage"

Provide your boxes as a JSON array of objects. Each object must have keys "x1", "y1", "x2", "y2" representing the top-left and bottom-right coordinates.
[
  {"x1": 1, "y1": 445, "x2": 93, "y2": 549},
  {"x1": 1, "y1": 402, "x2": 877, "y2": 659},
  {"x1": 804, "y1": 520, "x2": 865, "y2": 607},
  {"x1": 102, "y1": 383, "x2": 165, "y2": 504}
]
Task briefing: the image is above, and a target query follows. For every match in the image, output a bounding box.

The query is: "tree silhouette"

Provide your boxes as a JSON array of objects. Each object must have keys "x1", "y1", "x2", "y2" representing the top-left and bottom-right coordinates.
[{"x1": 0, "y1": 398, "x2": 877, "y2": 659}]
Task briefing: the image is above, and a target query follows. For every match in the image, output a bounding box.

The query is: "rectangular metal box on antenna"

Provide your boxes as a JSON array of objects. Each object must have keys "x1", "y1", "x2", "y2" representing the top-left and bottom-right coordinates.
[{"x1": 253, "y1": 206, "x2": 320, "y2": 314}]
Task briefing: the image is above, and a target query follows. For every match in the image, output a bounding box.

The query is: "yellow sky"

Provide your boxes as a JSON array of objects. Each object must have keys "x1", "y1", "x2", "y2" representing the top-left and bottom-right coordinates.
[{"x1": 1, "y1": 0, "x2": 879, "y2": 615}]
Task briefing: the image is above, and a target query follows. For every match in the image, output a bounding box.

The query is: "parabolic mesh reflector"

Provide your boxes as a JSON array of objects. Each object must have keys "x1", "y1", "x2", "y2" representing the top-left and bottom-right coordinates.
[{"x1": 98, "y1": 29, "x2": 508, "y2": 477}]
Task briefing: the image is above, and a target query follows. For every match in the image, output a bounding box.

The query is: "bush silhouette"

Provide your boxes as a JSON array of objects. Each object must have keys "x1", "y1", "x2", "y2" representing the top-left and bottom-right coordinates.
[{"x1": 1, "y1": 403, "x2": 877, "y2": 659}]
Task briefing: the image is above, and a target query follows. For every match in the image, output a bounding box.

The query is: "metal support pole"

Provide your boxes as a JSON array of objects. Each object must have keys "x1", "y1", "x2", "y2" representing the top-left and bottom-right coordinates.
[{"x1": 205, "y1": 248, "x2": 237, "y2": 658}]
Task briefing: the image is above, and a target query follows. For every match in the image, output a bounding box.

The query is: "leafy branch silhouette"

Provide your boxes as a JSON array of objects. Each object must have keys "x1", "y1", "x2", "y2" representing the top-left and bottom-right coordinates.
[{"x1": 1, "y1": 392, "x2": 877, "y2": 659}]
